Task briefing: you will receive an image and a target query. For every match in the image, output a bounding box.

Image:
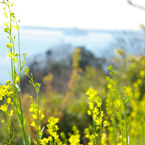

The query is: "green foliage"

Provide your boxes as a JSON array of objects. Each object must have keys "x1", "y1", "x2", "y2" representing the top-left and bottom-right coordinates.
[{"x1": 1, "y1": 0, "x2": 145, "y2": 145}]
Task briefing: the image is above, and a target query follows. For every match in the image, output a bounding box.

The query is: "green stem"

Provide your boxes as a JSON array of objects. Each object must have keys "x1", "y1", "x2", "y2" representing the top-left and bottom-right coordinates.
[
  {"x1": 111, "y1": 94, "x2": 117, "y2": 144},
  {"x1": 92, "y1": 118, "x2": 98, "y2": 144},
  {"x1": 7, "y1": 114, "x2": 11, "y2": 145},
  {"x1": 15, "y1": 87, "x2": 28, "y2": 145},
  {"x1": 4, "y1": 96, "x2": 11, "y2": 145},
  {"x1": 17, "y1": 24, "x2": 22, "y2": 86},
  {"x1": 92, "y1": 110, "x2": 97, "y2": 144},
  {"x1": 8, "y1": 7, "x2": 14, "y2": 81},
  {"x1": 27, "y1": 74, "x2": 40, "y2": 145},
  {"x1": 93, "y1": 118, "x2": 96, "y2": 133},
  {"x1": 100, "y1": 107, "x2": 102, "y2": 145},
  {"x1": 143, "y1": 124, "x2": 145, "y2": 145},
  {"x1": 115, "y1": 76, "x2": 128, "y2": 145},
  {"x1": 8, "y1": 4, "x2": 28, "y2": 145},
  {"x1": 37, "y1": 91, "x2": 40, "y2": 145}
]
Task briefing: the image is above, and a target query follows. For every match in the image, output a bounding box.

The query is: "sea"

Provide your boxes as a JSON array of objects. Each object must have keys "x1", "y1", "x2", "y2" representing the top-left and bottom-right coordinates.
[{"x1": 0, "y1": 26, "x2": 145, "y2": 83}]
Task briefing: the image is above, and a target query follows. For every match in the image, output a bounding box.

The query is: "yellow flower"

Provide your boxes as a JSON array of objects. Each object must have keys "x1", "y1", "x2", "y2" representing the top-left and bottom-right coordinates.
[
  {"x1": 15, "y1": 76, "x2": 20, "y2": 83},
  {"x1": 103, "y1": 121, "x2": 109, "y2": 127},
  {"x1": 30, "y1": 121, "x2": 36, "y2": 127},
  {"x1": 0, "y1": 104, "x2": 7, "y2": 112},
  {"x1": 87, "y1": 110, "x2": 91, "y2": 115},
  {"x1": 33, "y1": 140, "x2": 37, "y2": 144},
  {"x1": 48, "y1": 136, "x2": 53, "y2": 142},
  {"x1": 47, "y1": 116, "x2": 60, "y2": 140},
  {"x1": 9, "y1": 110, "x2": 13, "y2": 116},
  {"x1": 32, "y1": 114, "x2": 37, "y2": 119},
  {"x1": 102, "y1": 133, "x2": 106, "y2": 139},
  {"x1": 14, "y1": 58, "x2": 18, "y2": 63},
  {"x1": 3, "y1": 12, "x2": 7, "y2": 18},
  {"x1": 88, "y1": 102, "x2": 94, "y2": 110},
  {"x1": 86, "y1": 88, "x2": 93, "y2": 95},
  {"x1": 39, "y1": 109, "x2": 42, "y2": 114},
  {"x1": 117, "y1": 143, "x2": 122, "y2": 145},
  {"x1": 48, "y1": 116, "x2": 59, "y2": 125},
  {"x1": 86, "y1": 88, "x2": 98, "y2": 100},
  {"x1": 14, "y1": 25, "x2": 18, "y2": 30},
  {"x1": 133, "y1": 82, "x2": 138, "y2": 88},
  {"x1": 7, "y1": 52, "x2": 14, "y2": 58},
  {"x1": 40, "y1": 114, "x2": 45, "y2": 120},
  {"x1": 0, "y1": 94, "x2": 3, "y2": 101},
  {"x1": 4, "y1": 22, "x2": 8, "y2": 26},
  {"x1": 1, "y1": 119, "x2": 5, "y2": 123},
  {"x1": 137, "y1": 79, "x2": 142, "y2": 85},
  {"x1": 29, "y1": 106, "x2": 34, "y2": 112},
  {"x1": 140, "y1": 70, "x2": 145, "y2": 78},
  {"x1": 29, "y1": 95, "x2": 33, "y2": 99},
  {"x1": 24, "y1": 67, "x2": 29, "y2": 75},
  {"x1": 95, "y1": 117, "x2": 102, "y2": 125},
  {"x1": 88, "y1": 142, "x2": 94, "y2": 145},
  {"x1": 101, "y1": 111, "x2": 104, "y2": 117},
  {"x1": 7, "y1": 90, "x2": 13, "y2": 96},
  {"x1": 6, "y1": 80, "x2": 10, "y2": 85},
  {"x1": 69, "y1": 134, "x2": 80, "y2": 145},
  {"x1": 107, "y1": 83, "x2": 112, "y2": 89},
  {"x1": 93, "y1": 107, "x2": 99, "y2": 115},
  {"x1": 10, "y1": 2, "x2": 14, "y2": 7},
  {"x1": 6, "y1": 43, "x2": 14, "y2": 48},
  {"x1": 40, "y1": 138, "x2": 49, "y2": 145},
  {"x1": 108, "y1": 65, "x2": 113, "y2": 71},
  {"x1": 119, "y1": 135, "x2": 122, "y2": 139},
  {"x1": 7, "y1": 97, "x2": 12, "y2": 104}
]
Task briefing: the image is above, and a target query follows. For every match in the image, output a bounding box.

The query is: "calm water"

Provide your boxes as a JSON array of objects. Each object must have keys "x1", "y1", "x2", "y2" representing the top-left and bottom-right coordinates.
[{"x1": 0, "y1": 27, "x2": 144, "y2": 83}]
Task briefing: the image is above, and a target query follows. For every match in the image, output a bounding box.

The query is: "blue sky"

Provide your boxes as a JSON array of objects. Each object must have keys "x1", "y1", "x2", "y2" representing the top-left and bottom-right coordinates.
[{"x1": 0, "y1": 0, "x2": 145, "y2": 30}]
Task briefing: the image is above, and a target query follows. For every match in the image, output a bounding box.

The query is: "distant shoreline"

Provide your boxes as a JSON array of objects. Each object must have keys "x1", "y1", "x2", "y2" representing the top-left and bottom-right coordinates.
[{"x1": 19, "y1": 26, "x2": 142, "y2": 34}]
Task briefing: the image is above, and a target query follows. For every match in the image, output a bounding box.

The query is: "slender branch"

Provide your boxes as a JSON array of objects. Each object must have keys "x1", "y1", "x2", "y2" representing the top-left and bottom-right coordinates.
[{"x1": 127, "y1": 0, "x2": 145, "y2": 10}]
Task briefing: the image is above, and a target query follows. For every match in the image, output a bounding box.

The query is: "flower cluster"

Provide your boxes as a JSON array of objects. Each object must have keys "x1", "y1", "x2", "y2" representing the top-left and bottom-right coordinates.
[
  {"x1": 0, "y1": 82, "x2": 14, "y2": 144},
  {"x1": 69, "y1": 126, "x2": 82, "y2": 145},
  {"x1": 85, "y1": 88, "x2": 109, "y2": 145},
  {"x1": 47, "y1": 116, "x2": 59, "y2": 141},
  {"x1": 40, "y1": 116, "x2": 63, "y2": 145},
  {"x1": 0, "y1": 82, "x2": 13, "y2": 116}
]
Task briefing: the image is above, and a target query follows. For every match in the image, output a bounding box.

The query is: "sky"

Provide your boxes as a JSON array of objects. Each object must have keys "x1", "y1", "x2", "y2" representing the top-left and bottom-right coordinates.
[{"x1": 0, "y1": 0, "x2": 145, "y2": 30}]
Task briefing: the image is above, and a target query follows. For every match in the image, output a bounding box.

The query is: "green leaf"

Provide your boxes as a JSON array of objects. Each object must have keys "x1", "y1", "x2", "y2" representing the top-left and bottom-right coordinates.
[
  {"x1": 125, "y1": 93, "x2": 133, "y2": 104},
  {"x1": 40, "y1": 126, "x2": 45, "y2": 139}
]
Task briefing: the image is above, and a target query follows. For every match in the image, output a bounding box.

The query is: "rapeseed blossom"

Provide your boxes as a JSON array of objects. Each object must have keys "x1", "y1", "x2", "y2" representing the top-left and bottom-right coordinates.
[
  {"x1": 40, "y1": 138, "x2": 49, "y2": 145},
  {"x1": 85, "y1": 88, "x2": 109, "y2": 144},
  {"x1": 7, "y1": 52, "x2": 14, "y2": 58},
  {"x1": 30, "y1": 121, "x2": 36, "y2": 127},
  {"x1": 0, "y1": 104, "x2": 7, "y2": 112},
  {"x1": 69, "y1": 126, "x2": 82, "y2": 145},
  {"x1": 47, "y1": 116, "x2": 59, "y2": 140}
]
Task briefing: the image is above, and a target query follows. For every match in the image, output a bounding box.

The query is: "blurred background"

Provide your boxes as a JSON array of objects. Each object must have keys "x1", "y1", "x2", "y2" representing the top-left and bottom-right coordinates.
[
  {"x1": 0, "y1": 0, "x2": 145, "y2": 144},
  {"x1": 0, "y1": 0, "x2": 145, "y2": 83}
]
